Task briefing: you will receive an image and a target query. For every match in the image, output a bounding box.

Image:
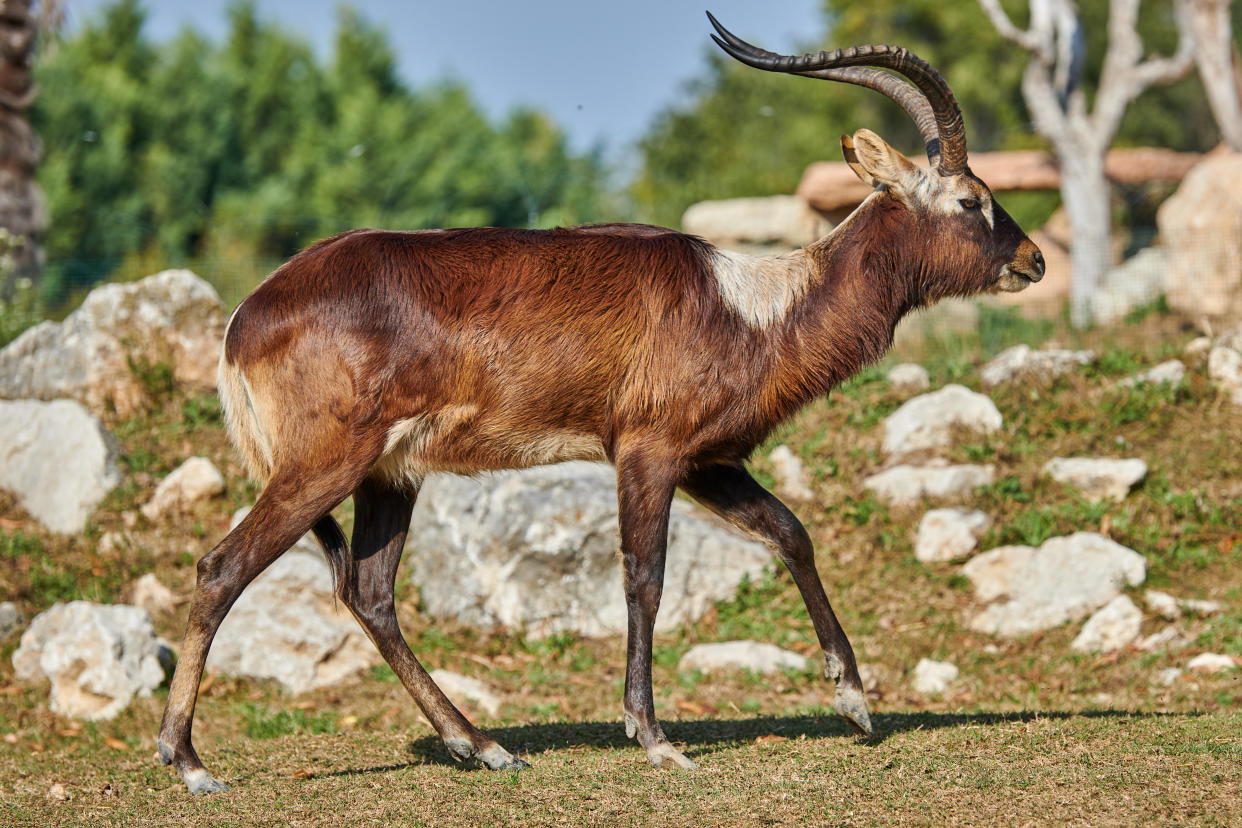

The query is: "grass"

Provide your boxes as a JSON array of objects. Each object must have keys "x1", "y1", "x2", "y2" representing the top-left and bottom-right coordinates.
[{"x1": 1, "y1": 310, "x2": 1241, "y2": 824}]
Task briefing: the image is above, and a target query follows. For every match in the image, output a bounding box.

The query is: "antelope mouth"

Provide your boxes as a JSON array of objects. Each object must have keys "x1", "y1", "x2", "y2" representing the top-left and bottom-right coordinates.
[{"x1": 992, "y1": 264, "x2": 1040, "y2": 293}]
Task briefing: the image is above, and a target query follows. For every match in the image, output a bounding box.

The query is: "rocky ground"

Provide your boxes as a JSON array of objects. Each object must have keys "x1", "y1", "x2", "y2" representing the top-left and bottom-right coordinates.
[{"x1": 0, "y1": 275, "x2": 1240, "y2": 823}]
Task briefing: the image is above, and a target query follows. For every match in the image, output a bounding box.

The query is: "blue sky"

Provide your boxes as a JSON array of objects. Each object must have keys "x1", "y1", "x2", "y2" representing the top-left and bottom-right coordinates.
[{"x1": 68, "y1": 1, "x2": 824, "y2": 155}]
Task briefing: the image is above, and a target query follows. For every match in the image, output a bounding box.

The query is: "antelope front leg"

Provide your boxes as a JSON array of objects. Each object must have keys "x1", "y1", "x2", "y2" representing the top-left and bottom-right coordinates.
[
  {"x1": 616, "y1": 449, "x2": 697, "y2": 769},
  {"x1": 681, "y1": 463, "x2": 872, "y2": 736}
]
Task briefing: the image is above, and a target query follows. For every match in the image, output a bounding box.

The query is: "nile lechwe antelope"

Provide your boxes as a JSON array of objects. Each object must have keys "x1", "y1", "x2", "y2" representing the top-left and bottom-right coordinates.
[{"x1": 158, "y1": 13, "x2": 1044, "y2": 793}]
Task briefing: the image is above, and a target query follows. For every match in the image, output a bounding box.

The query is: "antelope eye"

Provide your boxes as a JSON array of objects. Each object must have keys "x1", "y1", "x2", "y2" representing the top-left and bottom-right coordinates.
[{"x1": 959, "y1": 198, "x2": 980, "y2": 210}]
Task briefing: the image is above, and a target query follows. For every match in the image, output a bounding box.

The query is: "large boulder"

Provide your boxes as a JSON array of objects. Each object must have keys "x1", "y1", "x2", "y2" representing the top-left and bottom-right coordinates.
[
  {"x1": 0, "y1": 269, "x2": 225, "y2": 415},
  {"x1": 882, "y1": 384, "x2": 1002, "y2": 457},
  {"x1": 12, "y1": 602, "x2": 172, "y2": 720},
  {"x1": 1159, "y1": 151, "x2": 1242, "y2": 321},
  {"x1": 0, "y1": 399, "x2": 121, "y2": 533},
  {"x1": 681, "y1": 196, "x2": 832, "y2": 255},
  {"x1": 407, "y1": 463, "x2": 772, "y2": 638},
  {"x1": 963, "y1": 532, "x2": 1145, "y2": 638},
  {"x1": 207, "y1": 509, "x2": 379, "y2": 693}
]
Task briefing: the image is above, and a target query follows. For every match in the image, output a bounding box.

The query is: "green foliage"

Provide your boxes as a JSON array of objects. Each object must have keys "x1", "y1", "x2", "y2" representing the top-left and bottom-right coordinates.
[
  {"x1": 234, "y1": 702, "x2": 338, "y2": 739},
  {"x1": 0, "y1": 278, "x2": 43, "y2": 347},
  {"x1": 32, "y1": 1, "x2": 614, "y2": 304}
]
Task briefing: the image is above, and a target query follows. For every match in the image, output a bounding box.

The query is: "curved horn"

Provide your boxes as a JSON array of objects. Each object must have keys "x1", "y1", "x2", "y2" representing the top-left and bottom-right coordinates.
[{"x1": 706, "y1": 12, "x2": 967, "y2": 176}]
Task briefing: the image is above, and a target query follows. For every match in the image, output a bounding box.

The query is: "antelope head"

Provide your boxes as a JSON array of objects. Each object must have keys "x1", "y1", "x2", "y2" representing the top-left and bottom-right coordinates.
[{"x1": 708, "y1": 14, "x2": 1045, "y2": 301}]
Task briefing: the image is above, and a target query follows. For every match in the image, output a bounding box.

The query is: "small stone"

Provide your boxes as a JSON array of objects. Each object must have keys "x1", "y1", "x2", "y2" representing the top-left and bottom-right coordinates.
[
  {"x1": 914, "y1": 508, "x2": 990, "y2": 563},
  {"x1": 1186, "y1": 653, "x2": 1238, "y2": 673},
  {"x1": 1071, "y1": 595, "x2": 1142, "y2": 653},
  {"x1": 1208, "y1": 346, "x2": 1242, "y2": 405},
  {"x1": 1041, "y1": 457, "x2": 1147, "y2": 503},
  {"x1": 1184, "y1": 336, "x2": 1212, "y2": 358},
  {"x1": 429, "y1": 669, "x2": 502, "y2": 717},
  {"x1": 1156, "y1": 667, "x2": 1183, "y2": 686},
  {"x1": 1180, "y1": 598, "x2": 1222, "y2": 616},
  {"x1": 980, "y1": 345, "x2": 1095, "y2": 386},
  {"x1": 881, "y1": 384, "x2": 1002, "y2": 457},
  {"x1": 886, "y1": 363, "x2": 930, "y2": 393},
  {"x1": 768, "y1": 445, "x2": 814, "y2": 501},
  {"x1": 863, "y1": 461, "x2": 996, "y2": 506},
  {"x1": 130, "y1": 573, "x2": 176, "y2": 617},
  {"x1": 1145, "y1": 589, "x2": 1181, "y2": 621},
  {"x1": 0, "y1": 601, "x2": 23, "y2": 640},
  {"x1": 141, "y1": 457, "x2": 225, "y2": 520},
  {"x1": 47, "y1": 782, "x2": 70, "y2": 801},
  {"x1": 1118, "y1": 360, "x2": 1186, "y2": 388},
  {"x1": 678, "y1": 641, "x2": 809, "y2": 674},
  {"x1": 1137, "y1": 626, "x2": 1184, "y2": 652},
  {"x1": 911, "y1": 658, "x2": 958, "y2": 695}
]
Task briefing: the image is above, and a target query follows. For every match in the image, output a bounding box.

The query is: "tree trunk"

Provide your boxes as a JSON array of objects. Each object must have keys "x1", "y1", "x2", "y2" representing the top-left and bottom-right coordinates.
[
  {"x1": 1186, "y1": 0, "x2": 1242, "y2": 151},
  {"x1": 0, "y1": 0, "x2": 45, "y2": 297},
  {"x1": 1060, "y1": 152, "x2": 1114, "y2": 328}
]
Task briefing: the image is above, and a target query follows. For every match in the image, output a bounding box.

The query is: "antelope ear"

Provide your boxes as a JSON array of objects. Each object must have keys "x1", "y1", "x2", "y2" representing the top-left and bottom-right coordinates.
[{"x1": 842, "y1": 129, "x2": 923, "y2": 195}]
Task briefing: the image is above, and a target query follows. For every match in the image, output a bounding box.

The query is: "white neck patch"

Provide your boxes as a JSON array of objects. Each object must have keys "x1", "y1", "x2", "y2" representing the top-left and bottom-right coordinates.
[{"x1": 709, "y1": 249, "x2": 815, "y2": 329}]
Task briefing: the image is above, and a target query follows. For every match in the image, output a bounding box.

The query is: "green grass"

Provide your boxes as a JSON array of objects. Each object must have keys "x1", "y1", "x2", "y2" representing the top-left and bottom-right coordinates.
[{"x1": 234, "y1": 703, "x2": 338, "y2": 740}]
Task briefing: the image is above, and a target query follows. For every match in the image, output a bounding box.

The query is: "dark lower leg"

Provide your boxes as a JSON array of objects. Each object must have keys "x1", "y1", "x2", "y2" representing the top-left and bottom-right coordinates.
[
  {"x1": 346, "y1": 478, "x2": 526, "y2": 770},
  {"x1": 617, "y1": 450, "x2": 695, "y2": 768},
  {"x1": 681, "y1": 463, "x2": 871, "y2": 735}
]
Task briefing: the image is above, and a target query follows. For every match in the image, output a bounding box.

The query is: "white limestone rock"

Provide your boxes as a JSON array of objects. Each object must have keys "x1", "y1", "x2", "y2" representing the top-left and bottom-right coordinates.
[
  {"x1": 914, "y1": 508, "x2": 990, "y2": 563},
  {"x1": 1186, "y1": 653, "x2": 1238, "y2": 673},
  {"x1": 980, "y1": 344, "x2": 1095, "y2": 387},
  {"x1": 1208, "y1": 346, "x2": 1242, "y2": 405},
  {"x1": 678, "y1": 640, "x2": 809, "y2": 675},
  {"x1": 886, "y1": 362, "x2": 931, "y2": 393},
  {"x1": 12, "y1": 602, "x2": 172, "y2": 720},
  {"x1": 208, "y1": 512, "x2": 378, "y2": 693},
  {"x1": 0, "y1": 399, "x2": 122, "y2": 533},
  {"x1": 1071, "y1": 595, "x2": 1142, "y2": 653},
  {"x1": 129, "y1": 573, "x2": 176, "y2": 617},
  {"x1": 881, "y1": 384, "x2": 1002, "y2": 457},
  {"x1": 768, "y1": 445, "x2": 814, "y2": 501},
  {"x1": 1146, "y1": 589, "x2": 1183, "y2": 621},
  {"x1": 429, "y1": 669, "x2": 502, "y2": 717},
  {"x1": 1118, "y1": 360, "x2": 1186, "y2": 388},
  {"x1": 963, "y1": 532, "x2": 1146, "y2": 638},
  {"x1": 141, "y1": 456, "x2": 225, "y2": 520},
  {"x1": 1184, "y1": 336, "x2": 1212, "y2": 358},
  {"x1": 681, "y1": 195, "x2": 832, "y2": 255},
  {"x1": 863, "y1": 461, "x2": 996, "y2": 506},
  {"x1": 0, "y1": 269, "x2": 225, "y2": 416},
  {"x1": 0, "y1": 601, "x2": 23, "y2": 640},
  {"x1": 911, "y1": 658, "x2": 959, "y2": 695},
  {"x1": 1041, "y1": 457, "x2": 1147, "y2": 502},
  {"x1": 408, "y1": 463, "x2": 772, "y2": 638},
  {"x1": 1157, "y1": 667, "x2": 1183, "y2": 686}
]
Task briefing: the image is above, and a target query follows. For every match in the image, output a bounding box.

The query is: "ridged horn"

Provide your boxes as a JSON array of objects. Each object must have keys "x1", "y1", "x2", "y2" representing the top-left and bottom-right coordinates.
[{"x1": 707, "y1": 11, "x2": 967, "y2": 176}]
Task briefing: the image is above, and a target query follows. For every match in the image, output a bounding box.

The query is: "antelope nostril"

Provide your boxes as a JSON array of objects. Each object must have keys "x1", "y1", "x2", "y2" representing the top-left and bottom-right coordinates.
[{"x1": 1032, "y1": 250, "x2": 1045, "y2": 275}]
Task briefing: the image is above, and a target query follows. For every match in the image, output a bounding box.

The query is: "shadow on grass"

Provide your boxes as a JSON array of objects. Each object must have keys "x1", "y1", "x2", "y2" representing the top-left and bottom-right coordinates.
[{"x1": 387, "y1": 708, "x2": 1202, "y2": 770}]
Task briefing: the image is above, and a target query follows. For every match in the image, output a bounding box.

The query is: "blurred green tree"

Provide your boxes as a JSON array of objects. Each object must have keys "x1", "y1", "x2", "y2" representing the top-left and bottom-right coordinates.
[{"x1": 31, "y1": 1, "x2": 611, "y2": 305}]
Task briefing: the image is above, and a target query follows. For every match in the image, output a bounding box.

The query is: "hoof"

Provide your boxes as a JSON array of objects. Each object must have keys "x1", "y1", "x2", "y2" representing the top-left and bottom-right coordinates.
[
  {"x1": 183, "y1": 768, "x2": 230, "y2": 795},
  {"x1": 834, "y1": 684, "x2": 873, "y2": 737},
  {"x1": 645, "y1": 741, "x2": 699, "y2": 770},
  {"x1": 476, "y1": 743, "x2": 530, "y2": 771}
]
